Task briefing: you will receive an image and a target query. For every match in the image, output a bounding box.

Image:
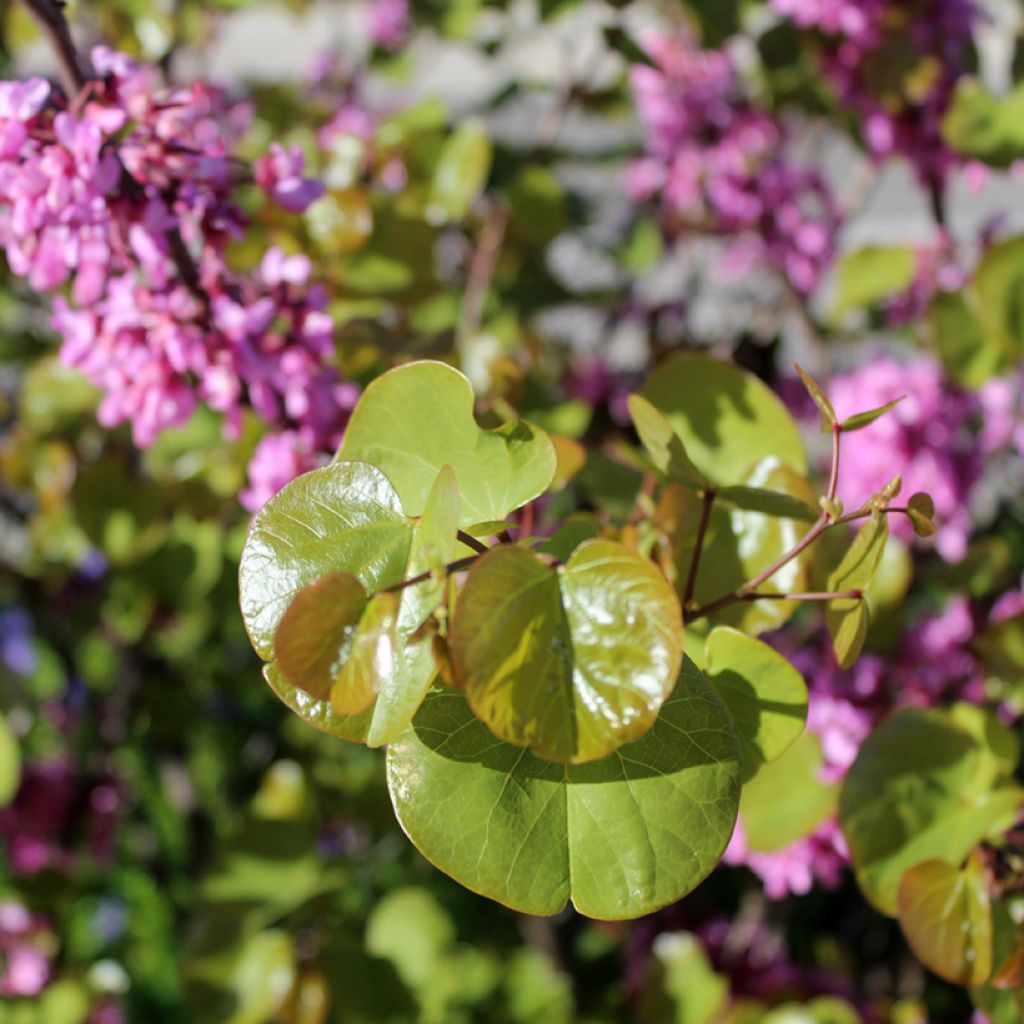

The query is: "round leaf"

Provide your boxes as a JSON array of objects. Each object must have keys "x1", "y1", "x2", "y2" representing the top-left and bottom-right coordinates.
[
  {"x1": 451, "y1": 541, "x2": 683, "y2": 763},
  {"x1": 641, "y1": 353, "x2": 807, "y2": 485},
  {"x1": 336, "y1": 361, "x2": 556, "y2": 527},
  {"x1": 897, "y1": 854, "x2": 993, "y2": 986},
  {"x1": 386, "y1": 659, "x2": 741, "y2": 919},
  {"x1": 840, "y1": 706, "x2": 1024, "y2": 914}
]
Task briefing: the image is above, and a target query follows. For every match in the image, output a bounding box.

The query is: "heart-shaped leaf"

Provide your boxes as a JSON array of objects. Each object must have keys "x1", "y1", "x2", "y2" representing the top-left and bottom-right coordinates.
[
  {"x1": 907, "y1": 492, "x2": 937, "y2": 538},
  {"x1": 897, "y1": 852, "x2": 993, "y2": 986},
  {"x1": 704, "y1": 627, "x2": 807, "y2": 780},
  {"x1": 336, "y1": 361, "x2": 556, "y2": 527},
  {"x1": 641, "y1": 353, "x2": 807, "y2": 485},
  {"x1": 451, "y1": 540, "x2": 683, "y2": 763},
  {"x1": 240, "y1": 461, "x2": 459, "y2": 746},
  {"x1": 840, "y1": 706, "x2": 1024, "y2": 914},
  {"x1": 386, "y1": 659, "x2": 741, "y2": 919}
]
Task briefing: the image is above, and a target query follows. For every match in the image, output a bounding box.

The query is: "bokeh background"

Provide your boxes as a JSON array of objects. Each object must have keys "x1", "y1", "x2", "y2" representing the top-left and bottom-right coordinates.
[{"x1": 1, "y1": 0, "x2": 1024, "y2": 1021}]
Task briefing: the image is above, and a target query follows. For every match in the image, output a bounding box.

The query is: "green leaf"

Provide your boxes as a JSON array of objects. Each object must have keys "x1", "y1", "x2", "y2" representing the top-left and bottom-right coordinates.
[
  {"x1": 972, "y1": 237, "x2": 1024, "y2": 362},
  {"x1": 839, "y1": 705, "x2": 1024, "y2": 914},
  {"x1": 0, "y1": 712, "x2": 21, "y2": 810},
  {"x1": 676, "y1": 458, "x2": 817, "y2": 634},
  {"x1": 826, "y1": 513, "x2": 888, "y2": 669},
  {"x1": 839, "y1": 397, "x2": 904, "y2": 433},
  {"x1": 897, "y1": 852, "x2": 993, "y2": 986},
  {"x1": 641, "y1": 353, "x2": 807, "y2": 485},
  {"x1": 239, "y1": 462, "x2": 454, "y2": 746},
  {"x1": 386, "y1": 660, "x2": 741, "y2": 919},
  {"x1": 704, "y1": 627, "x2": 807, "y2": 781},
  {"x1": 715, "y1": 485, "x2": 818, "y2": 522},
  {"x1": 906, "y1": 492, "x2": 937, "y2": 538},
  {"x1": 943, "y1": 77, "x2": 1024, "y2": 168},
  {"x1": 365, "y1": 888, "x2": 457, "y2": 992},
  {"x1": 832, "y1": 246, "x2": 916, "y2": 316},
  {"x1": 637, "y1": 931, "x2": 728, "y2": 1024},
  {"x1": 794, "y1": 363, "x2": 836, "y2": 429},
  {"x1": 336, "y1": 361, "x2": 556, "y2": 527},
  {"x1": 451, "y1": 540, "x2": 683, "y2": 763},
  {"x1": 627, "y1": 394, "x2": 707, "y2": 490},
  {"x1": 929, "y1": 291, "x2": 1003, "y2": 388},
  {"x1": 426, "y1": 118, "x2": 492, "y2": 224},
  {"x1": 740, "y1": 731, "x2": 837, "y2": 852}
]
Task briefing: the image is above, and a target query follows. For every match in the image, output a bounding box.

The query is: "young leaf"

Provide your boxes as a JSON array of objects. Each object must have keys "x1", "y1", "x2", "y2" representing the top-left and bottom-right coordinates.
[
  {"x1": 907, "y1": 491, "x2": 937, "y2": 537},
  {"x1": 704, "y1": 627, "x2": 808, "y2": 780},
  {"x1": 826, "y1": 512, "x2": 888, "y2": 668},
  {"x1": 642, "y1": 354, "x2": 807, "y2": 485},
  {"x1": 627, "y1": 394, "x2": 707, "y2": 490},
  {"x1": 897, "y1": 852, "x2": 993, "y2": 986},
  {"x1": 450, "y1": 540, "x2": 683, "y2": 764},
  {"x1": 386, "y1": 660, "x2": 741, "y2": 919},
  {"x1": 715, "y1": 485, "x2": 818, "y2": 522},
  {"x1": 839, "y1": 705, "x2": 1024, "y2": 914},
  {"x1": 426, "y1": 118, "x2": 492, "y2": 225},
  {"x1": 239, "y1": 462, "x2": 457, "y2": 747},
  {"x1": 839, "y1": 396, "x2": 904, "y2": 433},
  {"x1": 332, "y1": 593, "x2": 400, "y2": 716},
  {"x1": 795, "y1": 363, "x2": 836, "y2": 429},
  {"x1": 336, "y1": 361, "x2": 556, "y2": 528},
  {"x1": 273, "y1": 572, "x2": 369, "y2": 704}
]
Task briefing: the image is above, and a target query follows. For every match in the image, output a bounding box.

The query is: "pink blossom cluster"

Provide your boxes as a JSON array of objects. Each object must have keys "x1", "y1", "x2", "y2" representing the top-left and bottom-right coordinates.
[
  {"x1": 626, "y1": 28, "x2": 840, "y2": 294},
  {"x1": 827, "y1": 353, "x2": 1016, "y2": 562},
  {"x1": 0, "y1": 902, "x2": 52, "y2": 998},
  {"x1": 366, "y1": 0, "x2": 411, "y2": 53},
  {"x1": 0, "y1": 49, "x2": 356, "y2": 511},
  {"x1": 771, "y1": 0, "x2": 978, "y2": 189}
]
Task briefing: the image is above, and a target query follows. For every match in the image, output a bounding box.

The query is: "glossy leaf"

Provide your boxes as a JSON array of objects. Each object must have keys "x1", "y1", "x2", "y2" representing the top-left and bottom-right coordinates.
[
  {"x1": 386, "y1": 660, "x2": 741, "y2": 919},
  {"x1": 273, "y1": 572, "x2": 369, "y2": 704},
  {"x1": 336, "y1": 361, "x2": 556, "y2": 527},
  {"x1": 704, "y1": 627, "x2": 807, "y2": 780},
  {"x1": 332, "y1": 593, "x2": 401, "y2": 716},
  {"x1": 839, "y1": 397, "x2": 904, "y2": 433},
  {"x1": 839, "y1": 706, "x2": 1024, "y2": 914},
  {"x1": 451, "y1": 541, "x2": 683, "y2": 763},
  {"x1": 898, "y1": 853, "x2": 993, "y2": 986},
  {"x1": 627, "y1": 394, "x2": 707, "y2": 489},
  {"x1": 240, "y1": 462, "x2": 454, "y2": 746},
  {"x1": 641, "y1": 353, "x2": 807, "y2": 485},
  {"x1": 795, "y1": 363, "x2": 836, "y2": 429},
  {"x1": 826, "y1": 512, "x2": 887, "y2": 668}
]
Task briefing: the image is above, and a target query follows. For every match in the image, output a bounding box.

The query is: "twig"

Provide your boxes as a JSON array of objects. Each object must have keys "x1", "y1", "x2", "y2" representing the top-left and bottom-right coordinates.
[
  {"x1": 382, "y1": 555, "x2": 480, "y2": 595},
  {"x1": 19, "y1": 0, "x2": 87, "y2": 95},
  {"x1": 683, "y1": 487, "x2": 715, "y2": 606},
  {"x1": 456, "y1": 530, "x2": 489, "y2": 555}
]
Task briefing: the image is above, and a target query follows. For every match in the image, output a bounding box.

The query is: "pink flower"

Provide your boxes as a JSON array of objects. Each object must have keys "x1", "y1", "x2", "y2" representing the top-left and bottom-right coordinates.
[{"x1": 254, "y1": 143, "x2": 325, "y2": 213}]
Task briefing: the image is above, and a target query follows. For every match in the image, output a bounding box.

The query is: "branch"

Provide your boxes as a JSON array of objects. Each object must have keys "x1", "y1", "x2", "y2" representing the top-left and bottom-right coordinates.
[
  {"x1": 683, "y1": 487, "x2": 715, "y2": 606},
  {"x1": 382, "y1": 555, "x2": 480, "y2": 595},
  {"x1": 456, "y1": 530, "x2": 489, "y2": 555},
  {"x1": 19, "y1": 0, "x2": 87, "y2": 96}
]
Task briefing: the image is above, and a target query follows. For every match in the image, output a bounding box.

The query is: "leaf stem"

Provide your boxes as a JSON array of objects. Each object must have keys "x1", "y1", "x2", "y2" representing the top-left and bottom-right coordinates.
[
  {"x1": 740, "y1": 588, "x2": 862, "y2": 604},
  {"x1": 382, "y1": 555, "x2": 481, "y2": 595},
  {"x1": 683, "y1": 486, "x2": 715, "y2": 606}
]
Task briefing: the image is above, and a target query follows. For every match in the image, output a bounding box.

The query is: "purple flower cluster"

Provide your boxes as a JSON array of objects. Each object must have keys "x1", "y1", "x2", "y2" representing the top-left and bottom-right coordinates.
[
  {"x1": 365, "y1": 0, "x2": 411, "y2": 53},
  {"x1": 771, "y1": 0, "x2": 978, "y2": 189},
  {"x1": 827, "y1": 353, "x2": 1016, "y2": 562},
  {"x1": 0, "y1": 49, "x2": 358, "y2": 510},
  {"x1": 626, "y1": 28, "x2": 840, "y2": 294}
]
